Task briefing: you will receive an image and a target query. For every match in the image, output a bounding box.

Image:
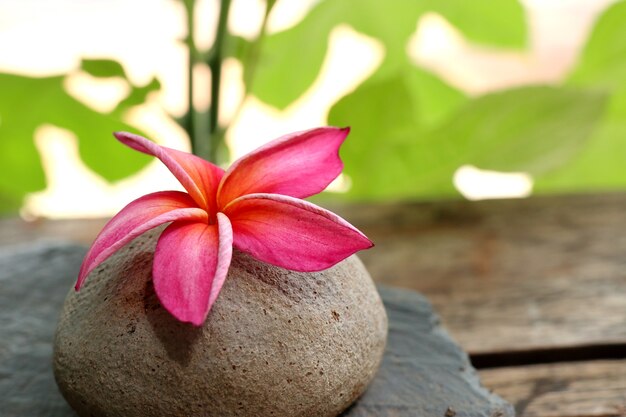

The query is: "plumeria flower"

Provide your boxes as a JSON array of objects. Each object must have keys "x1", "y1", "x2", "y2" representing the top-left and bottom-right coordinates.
[{"x1": 76, "y1": 127, "x2": 373, "y2": 326}]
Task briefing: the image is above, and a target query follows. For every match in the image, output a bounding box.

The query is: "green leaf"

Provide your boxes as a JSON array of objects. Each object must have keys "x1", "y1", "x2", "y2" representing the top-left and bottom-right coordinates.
[
  {"x1": 534, "y1": 1, "x2": 626, "y2": 193},
  {"x1": 0, "y1": 106, "x2": 46, "y2": 213},
  {"x1": 81, "y1": 59, "x2": 127, "y2": 79},
  {"x1": 252, "y1": 0, "x2": 526, "y2": 109},
  {"x1": 430, "y1": 0, "x2": 526, "y2": 49},
  {"x1": 534, "y1": 87, "x2": 626, "y2": 193},
  {"x1": 329, "y1": 76, "x2": 416, "y2": 199},
  {"x1": 326, "y1": 63, "x2": 466, "y2": 200},
  {"x1": 116, "y1": 77, "x2": 162, "y2": 111},
  {"x1": 250, "y1": 0, "x2": 423, "y2": 108},
  {"x1": 330, "y1": 83, "x2": 606, "y2": 200},
  {"x1": 343, "y1": 1, "x2": 425, "y2": 53},
  {"x1": 329, "y1": 73, "x2": 459, "y2": 200},
  {"x1": 436, "y1": 86, "x2": 608, "y2": 175},
  {"x1": 567, "y1": 0, "x2": 626, "y2": 89},
  {"x1": 0, "y1": 73, "x2": 151, "y2": 213},
  {"x1": 248, "y1": 1, "x2": 343, "y2": 109},
  {"x1": 223, "y1": 34, "x2": 252, "y2": 62},
  {"x1": 405, "y1": 65, "x2": 467, "y2": 127}
]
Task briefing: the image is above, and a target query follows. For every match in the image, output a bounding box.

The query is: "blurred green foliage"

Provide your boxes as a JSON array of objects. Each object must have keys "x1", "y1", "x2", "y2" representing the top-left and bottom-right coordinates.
[
  {"x1": 0, "y1": 59, "x2": 158, "y2": 214},
  {"x1": 330, "y1": 85, "x2": 607, "y2": 199},
  {"x1": 535, "y1": 1, "x2": 626, "y2": 193},
  {"x1": 249, "y1": 0, "x2": 525, "y2": 109},
  {"x1": 253, "y1": 0, "x2": 623, "y2": 201},
  {"x1": 0, "y1": 0, "x2": 624, "y2": 215}
]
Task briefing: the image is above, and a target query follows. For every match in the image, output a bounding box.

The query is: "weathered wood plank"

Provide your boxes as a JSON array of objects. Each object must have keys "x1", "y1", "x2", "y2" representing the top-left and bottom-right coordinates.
[
  {"x1": 0, "y1": 217, "x2": 106, "y2": 247},
  {"x1": 480, "y1": 360, "x2": 626, "y2": 417},
  {"x1": 0, "y1": 242, "x2": 513, "y2": 417},
  {"x1": 332, "y1": 194, "x2": 626, "y2": 355}
]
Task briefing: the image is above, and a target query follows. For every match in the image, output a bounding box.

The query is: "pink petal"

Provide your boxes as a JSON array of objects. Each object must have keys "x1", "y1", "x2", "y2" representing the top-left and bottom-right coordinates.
[
  {"x1": 114, "y1": 132, "x2": 224, "y2": 214},
  {"x1": 217, "y1": 127, "x2": 349, "y2": 207},
  {"x1": 223, "y1": 193, "x2": 373, "y2": 271},
  {"x1": 153, "y1": 213, "x2": 233, "y2": 326},
  {"x1": 76, "y1": 191, "x2": 207, "y2": 290}
]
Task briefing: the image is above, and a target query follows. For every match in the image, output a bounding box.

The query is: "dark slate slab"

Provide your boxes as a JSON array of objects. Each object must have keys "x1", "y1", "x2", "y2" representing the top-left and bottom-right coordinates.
[
  {"x1": 0, "y1": 242, "x2": 513, "y2": 417},
  {"x1": 342, "y1": 287, "x2": 513, "y2": 417}
]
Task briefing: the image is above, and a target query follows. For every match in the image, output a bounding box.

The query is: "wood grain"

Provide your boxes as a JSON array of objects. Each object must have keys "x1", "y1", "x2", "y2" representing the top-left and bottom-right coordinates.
[
  {"x1": 0, "y1": 217, "x2": 106, "y2": 247},
  {"x1": 480, "y1": 360, "x2": 626, "y2": 417},
  {"x1": 330, "y1": 194, "x2": 626, "y2": 355}
]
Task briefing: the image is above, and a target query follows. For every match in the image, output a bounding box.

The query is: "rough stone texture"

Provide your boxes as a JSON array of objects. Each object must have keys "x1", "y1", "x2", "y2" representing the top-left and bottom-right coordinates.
[
  {"x1": 0, "y1": 240, "x2": 514, "y2": 417},
  {"x1": 53, "y1": 230, "x2": 388, "y2": 417}
]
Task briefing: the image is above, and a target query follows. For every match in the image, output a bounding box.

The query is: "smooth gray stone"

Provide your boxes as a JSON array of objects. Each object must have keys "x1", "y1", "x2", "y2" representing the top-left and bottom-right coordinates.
[
  {"x1": 0, "y1": 242, "x2": 514, "y2": 417},
  {"x1": 54, "y1": 230, "x2": 388, "y2": 417}
]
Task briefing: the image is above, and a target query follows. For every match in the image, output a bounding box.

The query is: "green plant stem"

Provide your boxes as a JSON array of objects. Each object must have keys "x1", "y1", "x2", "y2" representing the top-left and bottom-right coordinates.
[
  {"x1": 183, "y1": 0, "x2": 209, "y2": 160},
  {"x1": 207, "y1": 0, "x2": 232, "y2": 163}
]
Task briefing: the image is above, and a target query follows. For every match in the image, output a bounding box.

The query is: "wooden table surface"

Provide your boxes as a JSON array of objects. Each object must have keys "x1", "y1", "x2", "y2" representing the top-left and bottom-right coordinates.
[{"x1": 2, "y1": 193, "x2": 625, "y2": 417}]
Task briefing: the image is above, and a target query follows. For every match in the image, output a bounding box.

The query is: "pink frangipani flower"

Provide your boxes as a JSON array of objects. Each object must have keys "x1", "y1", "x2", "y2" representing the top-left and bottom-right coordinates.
[{"x1": 76, "y1": 127, "x2": 373, "y2": 326}]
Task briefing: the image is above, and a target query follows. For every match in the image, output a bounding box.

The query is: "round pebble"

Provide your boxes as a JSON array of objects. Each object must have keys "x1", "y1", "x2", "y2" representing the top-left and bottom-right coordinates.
[{"x1": 53, "y1": 230, "x2": 388, "y2": 417}]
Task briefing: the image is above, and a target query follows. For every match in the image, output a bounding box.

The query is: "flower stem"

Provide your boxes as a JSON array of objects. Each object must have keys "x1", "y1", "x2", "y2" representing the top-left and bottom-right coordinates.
[
  {"x1": 207, "y1": 0, "x2": 232, "y2": 163},
  {"x1": 183, "y1": 0, "x2": 209, "y2": 160}
]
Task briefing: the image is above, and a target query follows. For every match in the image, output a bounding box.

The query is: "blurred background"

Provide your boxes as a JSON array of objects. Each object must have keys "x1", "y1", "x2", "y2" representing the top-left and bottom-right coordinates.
[{"x1": 0, "y1": 0, "x2": 624, "y2": 219}]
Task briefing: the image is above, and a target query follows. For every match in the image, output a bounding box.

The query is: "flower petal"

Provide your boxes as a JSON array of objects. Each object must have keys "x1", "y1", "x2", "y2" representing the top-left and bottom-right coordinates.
[
  {"x1": 114, "y1": 132, "x2": 224, "y2": 213},
  {"x1": 217, "y1": 127, "x2": 349, "y2": 207},
  {"x1": 223, "y1": 193, "x2": 372, "y2": 271},
  {"x1": 76, "y1": 191, "x2": 207, "y2": 290},
  {"x1": 152, "y1": 213, "x2": 233, "y2": 326}
]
